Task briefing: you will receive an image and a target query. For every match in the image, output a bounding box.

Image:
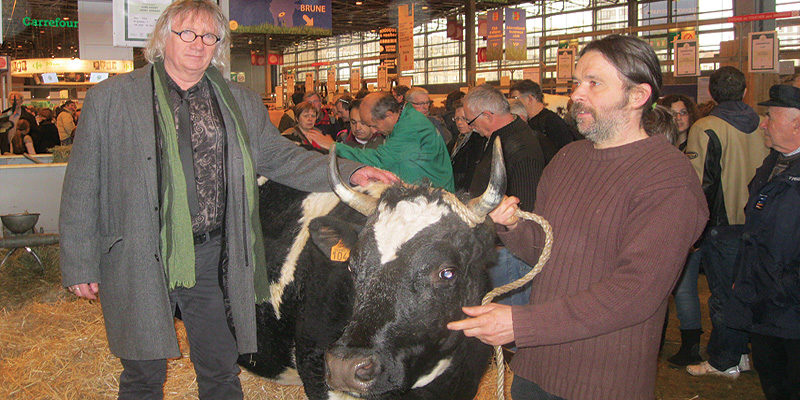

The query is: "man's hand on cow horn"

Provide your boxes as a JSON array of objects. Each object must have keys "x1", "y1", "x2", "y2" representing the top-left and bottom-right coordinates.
[
  {"x1": 489, "y1": 196, "x2": 520, "y2": 231},
  {"x1": 350, "y1": 166, "x2": 399, "y2": 187},
  {"x1": 69, "y1": 282, "x2": 100, "y2": 300},
  {"x1": 447, "y1": 303, "x2": 515, "y2": 346}
]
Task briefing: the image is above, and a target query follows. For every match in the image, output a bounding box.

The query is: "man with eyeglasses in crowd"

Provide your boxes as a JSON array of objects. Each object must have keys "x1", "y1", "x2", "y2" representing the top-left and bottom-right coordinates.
[
  {"x1": 58, "y1": 1, "x2": 395, "y2": 398},
  {"x1": 405, "y1": 87, "x2": 453, "y2": 145},
  {"x1": 461, "y1": 84, "x2": 546, "y2": 308}
]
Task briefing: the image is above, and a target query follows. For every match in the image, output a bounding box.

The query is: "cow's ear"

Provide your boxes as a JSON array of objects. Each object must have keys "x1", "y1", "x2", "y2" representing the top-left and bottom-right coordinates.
[{"x1": 308, "y1": 216, "x2": 360, "y2": 263}]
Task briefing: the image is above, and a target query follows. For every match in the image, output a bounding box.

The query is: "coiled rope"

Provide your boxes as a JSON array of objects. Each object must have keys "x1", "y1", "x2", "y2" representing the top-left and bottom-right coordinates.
[{"x1": 481, "y1": 209, "x2": 554, "y2": 400}]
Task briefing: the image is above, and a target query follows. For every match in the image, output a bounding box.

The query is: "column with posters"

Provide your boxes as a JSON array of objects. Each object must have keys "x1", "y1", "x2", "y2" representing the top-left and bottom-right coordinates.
[
  {"x1": 486, "y1": 9, "x2": 503, "y2": 62},
  {"x1": 327, "y1": 66, "x2": 337, "y2": 101},
  {"x1": 350, "y1": 68, "x2": 361, "y2": 92},
  {"x1": 504, "y1": 8, "x2": 526, "y2": 61},
  {"x1": 398, "y1": 5, "x2": 414, "y2": 72}
]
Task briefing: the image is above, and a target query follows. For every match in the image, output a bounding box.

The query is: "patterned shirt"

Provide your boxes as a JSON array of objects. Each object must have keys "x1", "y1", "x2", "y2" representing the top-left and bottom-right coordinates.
[{"x1": 166, "y1": 76, "x2": 226, "y2": 234}]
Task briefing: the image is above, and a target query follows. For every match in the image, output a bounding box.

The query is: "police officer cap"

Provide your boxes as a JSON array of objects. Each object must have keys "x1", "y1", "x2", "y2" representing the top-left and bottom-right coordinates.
[{"x1": 758, "y1": 84, "x2": 800, "y2": 109}]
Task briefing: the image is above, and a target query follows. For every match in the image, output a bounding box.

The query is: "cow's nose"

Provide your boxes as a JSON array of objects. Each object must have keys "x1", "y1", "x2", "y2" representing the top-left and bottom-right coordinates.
[{"x1": 325, "y1": 351, "x2": 381, "y2": 394}]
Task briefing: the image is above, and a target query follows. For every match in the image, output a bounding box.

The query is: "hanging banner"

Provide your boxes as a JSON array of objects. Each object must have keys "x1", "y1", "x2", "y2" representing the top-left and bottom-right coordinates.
[
  {"x1": 377, "y1": 65, "x2": 388, "y2": 90},
  {"x1": 305, "y1": 72, "x2": 315, "y2": 93},
  {"x1": 556, "y1": 48, "x2": 574, "y2": 80},
  {"x1": 268, "y1": 53, "x2": 284, "y2": 65},
  {"x1": 251, "y1": 52, "x2": 266, "y2": 66},
  {"x1": 504, "y1": 8, "x2": 526, "y2": 61},
  {"x1": 229, "y1": 0, "x2": 332, "y2": 35},
  {"x1": 350, "y1": 68, "x2": 361, "y2": 91},
  {"x1": 327, "y1": 66, "x2": 337, "y2": 97},
  {"x1": 398, "y1": 4, "x2": 414, "y2": 72},
  {"x1": 446, "y1": 18, "x2": 463, "y2": 41},
  {"x1": 674, "y1": 39, "x2": 700, "y2": 77},
  {"x1": 749, "y1": 31, "x2": 779, "y2": 73},
  {"x1": 379, "y1": 28, "x2": 398, "y2": 75},
  {"x1": 112, "y1": 0, "x2": 172, "y2": 47},
  {"x1": 486, "y1": 9, "x2": 503, "y2": 62},
  {"x1": 286, "y1": 73, "x2": 295, "y2": 96}
]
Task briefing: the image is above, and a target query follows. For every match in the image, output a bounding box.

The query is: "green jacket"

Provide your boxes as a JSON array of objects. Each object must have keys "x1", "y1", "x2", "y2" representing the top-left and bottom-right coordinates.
[{"x1": 336, "y1": 105, "x2": 455, "y2": 192}]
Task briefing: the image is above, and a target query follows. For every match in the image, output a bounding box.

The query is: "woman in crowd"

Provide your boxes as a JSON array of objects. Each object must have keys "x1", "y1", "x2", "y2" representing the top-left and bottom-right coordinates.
[
  {"x1": 281, "y1": 101, "x2": 329, "y2": 154},
  {"x1": 658, "y1": 94, "x2": 704, "y2": 367},
  {"x1": 32, "y1": 108, "x2": 61, "y2": 153},
  {"x1": 659, "y1": 94, "x2": 700, "y2": 151},
  {"x1": 7, "y1": 119, "x2": 36, "y2": 155},
  {"x1": 450, "y1": 100, "x2": 486, "y2": 192}
]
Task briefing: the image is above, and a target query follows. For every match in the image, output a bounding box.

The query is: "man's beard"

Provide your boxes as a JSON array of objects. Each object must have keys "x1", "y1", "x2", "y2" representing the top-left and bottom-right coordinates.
[{"x1": 570, "y1": 97, "x2": 628, "y2": 144}]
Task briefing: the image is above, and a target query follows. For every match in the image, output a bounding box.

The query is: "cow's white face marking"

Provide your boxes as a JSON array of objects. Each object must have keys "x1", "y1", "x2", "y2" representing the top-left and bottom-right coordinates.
[
  {"x1": 373, "y1": 197, "x2": 449, "y2": 265},
  {"x1": 411, "y1": 357, "x2": 452, "y2": 389},
  {"x1": 328, "y1": 392, "x2": 361, "y2": 400}
]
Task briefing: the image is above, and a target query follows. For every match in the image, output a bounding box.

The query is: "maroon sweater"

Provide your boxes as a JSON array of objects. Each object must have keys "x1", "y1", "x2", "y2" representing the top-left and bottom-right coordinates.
[{"x1": 499, "y1": 136, "x2": 707, "y2": 399}]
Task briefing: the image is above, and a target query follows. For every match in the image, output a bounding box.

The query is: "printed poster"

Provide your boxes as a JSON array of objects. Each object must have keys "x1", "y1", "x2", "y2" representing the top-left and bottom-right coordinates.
[
  {"x1": 229, "y1": 0, "x2": 332, "y2": 35},
  {"x1": 113, "y1": 0, "x2": 172, "y2": 47},
  {"x1": 674, "y1": 39, "x2": 700, "y2": 77},
  {"x1": 556, "y1": 48, "x2": 574, "y2": 80},
  {"x1": 749, "y1": 31, "x2": 779, "y2": 73},
  {"x1": 504, "y1": 8, "x2": 526, "y2": 61},
  {"x1": 486, "y1": 9, "x2": 503, "y2": 62},
  {"x1": 350, "y1": 68, "x2": 360, "y2": 91}
]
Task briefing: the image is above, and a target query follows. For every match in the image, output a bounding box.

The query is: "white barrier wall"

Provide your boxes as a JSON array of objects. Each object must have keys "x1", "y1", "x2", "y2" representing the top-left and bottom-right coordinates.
[{"x1": 0, "y1": 162, "x2": 66, "y2": 234}]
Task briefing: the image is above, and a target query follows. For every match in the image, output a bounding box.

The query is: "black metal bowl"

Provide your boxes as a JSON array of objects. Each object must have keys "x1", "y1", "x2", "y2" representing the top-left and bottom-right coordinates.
[{"x1": 1, "y1": 213, "x2": 40, "y2": 234}]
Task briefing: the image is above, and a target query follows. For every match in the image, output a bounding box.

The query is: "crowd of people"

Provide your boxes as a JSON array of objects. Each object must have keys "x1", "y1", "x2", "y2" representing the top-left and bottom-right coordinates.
[
  {"x1": 57, "y1": 1, "x2": 799, "y2": 399},
  {"x1": 1, "y1": 92, "x2": 79, "y2": 155}
]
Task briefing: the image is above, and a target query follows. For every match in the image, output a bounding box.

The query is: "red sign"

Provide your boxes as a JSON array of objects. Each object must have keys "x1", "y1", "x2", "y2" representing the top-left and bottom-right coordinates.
[
  {"x1": 727, "y1": 10, "x2": 799, "y2": 23},
  {"x1": 268, "y1": 54, "x2": 284, "y2": 65},
  {"x1": 477, "y1": 47, "x2": 487, "y2": 63},
  {"x1": 251, "y1": 53, "x2": 266, "y2": 66},
  {"x1": 0, "y1": 56, "x2": 7, "y2": 72},
  {"x1": 446, "y1": 19, "x2": 463, "y2": 41}
]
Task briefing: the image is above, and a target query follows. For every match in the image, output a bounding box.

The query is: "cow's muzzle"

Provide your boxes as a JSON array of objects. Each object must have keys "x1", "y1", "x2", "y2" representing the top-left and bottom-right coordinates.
[{"x1": 325, "y1": 348, "x2": 382, "y2": 395}]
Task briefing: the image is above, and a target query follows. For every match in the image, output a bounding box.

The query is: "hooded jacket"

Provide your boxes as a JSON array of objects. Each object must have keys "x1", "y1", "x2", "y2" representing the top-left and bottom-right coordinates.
[{"x1": 685, "y1": 101, "x2": 769, "y2": 227}]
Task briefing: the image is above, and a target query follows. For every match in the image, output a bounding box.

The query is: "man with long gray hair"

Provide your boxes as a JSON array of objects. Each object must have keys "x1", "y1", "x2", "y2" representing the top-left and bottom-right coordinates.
[
  {"x1": 58, "y1": 1, "x2": 394, "y2": 398},
  {"x1": 449, "y1": 35, "x2": 707, "y2": 399}
]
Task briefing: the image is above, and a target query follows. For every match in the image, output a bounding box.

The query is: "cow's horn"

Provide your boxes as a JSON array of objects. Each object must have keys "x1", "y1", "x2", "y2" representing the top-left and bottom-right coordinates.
[
  {"x1": 328, "y1": 144, "x2": 379, "y2": 216},
  {"x1": 468, "y1": 137, "x2": 507, "y2": 218}
]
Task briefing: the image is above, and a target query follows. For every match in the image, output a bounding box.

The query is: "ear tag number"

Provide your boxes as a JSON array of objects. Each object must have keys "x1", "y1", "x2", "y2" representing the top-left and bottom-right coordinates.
[{"x1": 331, "y1": 240, "x2": 350, "y2": 262}]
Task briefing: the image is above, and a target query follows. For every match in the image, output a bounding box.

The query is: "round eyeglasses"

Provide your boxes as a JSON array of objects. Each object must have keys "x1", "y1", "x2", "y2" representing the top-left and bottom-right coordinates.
[{"x1": 171, "y1": 29, "x2": 221, "y2": 46}]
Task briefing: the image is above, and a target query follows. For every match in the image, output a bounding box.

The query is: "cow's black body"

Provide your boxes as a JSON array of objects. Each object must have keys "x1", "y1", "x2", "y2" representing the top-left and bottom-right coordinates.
[{"x1": 239, "y1": 180, "x2": 494, "y2": 399}]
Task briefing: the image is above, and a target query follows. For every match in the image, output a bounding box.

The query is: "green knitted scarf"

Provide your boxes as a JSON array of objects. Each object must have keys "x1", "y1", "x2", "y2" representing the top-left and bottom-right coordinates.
[{"x1": 153, "y1": 62, "x2": 268, "y2": 302}]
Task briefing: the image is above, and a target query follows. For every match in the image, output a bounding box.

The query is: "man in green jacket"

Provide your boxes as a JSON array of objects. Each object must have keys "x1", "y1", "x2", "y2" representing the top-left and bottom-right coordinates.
[{"x1": 335, "y1": 92, "x2": 455, "y2": 192}]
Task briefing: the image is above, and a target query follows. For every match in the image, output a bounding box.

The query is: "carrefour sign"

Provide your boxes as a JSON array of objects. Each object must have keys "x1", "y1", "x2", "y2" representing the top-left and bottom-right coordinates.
[{"x1": 22, "y1": 17, "x2": 78, "y2": 28}]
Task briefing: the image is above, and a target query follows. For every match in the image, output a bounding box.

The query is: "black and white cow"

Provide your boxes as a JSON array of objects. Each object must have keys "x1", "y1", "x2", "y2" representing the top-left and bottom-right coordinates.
[{"x1": 239, "y1": 140, "x2": 507, "y2": 399}]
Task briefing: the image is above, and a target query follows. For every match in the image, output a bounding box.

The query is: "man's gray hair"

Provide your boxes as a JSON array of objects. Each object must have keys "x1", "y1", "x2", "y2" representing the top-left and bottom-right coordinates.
[
  {"x1": 144, "y1": 0, "x2": 231, "y2": 70},
  {"x1": 508, "y1": 98, "x2": 528, "y2": 120},
  {"x1": 463, "y1": 84, "x2": 510, "y2": 116},
  {"x1": 370, "y1": 92, "x2": 402, "y2": 120},
  {"x1": 405, "y1": 87, "x2": 429, "y2": 103}
]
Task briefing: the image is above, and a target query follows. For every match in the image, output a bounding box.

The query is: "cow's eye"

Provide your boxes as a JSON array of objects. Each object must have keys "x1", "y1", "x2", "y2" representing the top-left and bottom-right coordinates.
[{"x1": 438, "y1": 267, "x2": 456, "y2": 280}]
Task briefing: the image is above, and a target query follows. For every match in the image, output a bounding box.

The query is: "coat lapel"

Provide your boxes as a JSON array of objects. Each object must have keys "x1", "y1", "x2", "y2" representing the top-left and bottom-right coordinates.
[{"x1": 128, "y1": 65, "x2": 160, "y2": 211}]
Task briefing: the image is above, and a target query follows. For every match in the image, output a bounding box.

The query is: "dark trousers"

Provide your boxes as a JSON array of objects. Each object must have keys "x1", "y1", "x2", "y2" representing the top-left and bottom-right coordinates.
[
  {"x1": 751, "y1": 333, "x2": 800, "y2": 400},
  {"x1": 511, "y1": 375, "x2": 567, "y2": 400},
  {"x1": 703, "y1": 225, "x2": 750, "y2": 370},
  {"x1": 118, "y1": 235, "x2": 243, "y2": 400}
]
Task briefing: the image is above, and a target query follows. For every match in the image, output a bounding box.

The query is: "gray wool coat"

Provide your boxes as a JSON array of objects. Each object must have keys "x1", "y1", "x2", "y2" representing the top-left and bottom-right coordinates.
[{"x1": 59, "y1": 64, "x2": 361, "y2": 360}]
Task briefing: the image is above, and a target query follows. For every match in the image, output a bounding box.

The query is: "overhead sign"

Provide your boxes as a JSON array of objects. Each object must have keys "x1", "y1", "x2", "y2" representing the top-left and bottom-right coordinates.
[
  {"x1": 749, "y1": 31, "x2": 779, "y2": 73},
  {"x1": 380, "y1": 28, "x2": 398, "y2": 75},
  {"x1": 397, "y1": 4, "x2": 414, "y2": 72},
  {"x1": 10, "y1": 58, "x2": 134, "y2": 76},
  {"x1": 0, "y1": 56, "x2": 8, "y2": 72},
  {"x1": 674, "y1": 39, "x2": 700, "y2": 77},
  {"x1": 22, "y1": 17, "x2": 78, "y2": 28},
  {"x1": 504, "y1": 8, "x2": 526, "y2": 61},
  {"x1": 229, "y1": 0, "x2": 332, "y2": 35},
  {"x1": 728, "y1": 10, "x2": 800, "y2": 23},
  {"x1": 486, "y1": 9, "x2": 503, "y2": 61}
]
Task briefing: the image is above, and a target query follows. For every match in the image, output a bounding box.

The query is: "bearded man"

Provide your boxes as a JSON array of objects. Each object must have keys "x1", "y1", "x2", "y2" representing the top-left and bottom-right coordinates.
[{"x1": 449, "y1": 34, "x2": 708, "y2": 399}]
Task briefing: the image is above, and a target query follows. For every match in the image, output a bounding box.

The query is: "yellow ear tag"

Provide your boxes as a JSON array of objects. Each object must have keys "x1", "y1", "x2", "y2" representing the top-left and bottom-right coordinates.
[{"x1": 330, "y1": 239, "x2": 350, "y2": 262}]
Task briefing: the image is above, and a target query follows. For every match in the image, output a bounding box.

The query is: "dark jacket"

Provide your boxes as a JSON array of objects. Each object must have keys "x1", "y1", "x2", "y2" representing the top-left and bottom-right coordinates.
[
  {"x1": 528, "y1": 107, "x2": 578, "y2": 151},
  {"x1": 32, "y1": 121, "x2": 60, "y2": 153},
  {"x1": 469, "y1": 116, "x2": 544, "y2": 211},
  {"x1": 727, "y1": 151, "x2": 800, "y2": 339}
]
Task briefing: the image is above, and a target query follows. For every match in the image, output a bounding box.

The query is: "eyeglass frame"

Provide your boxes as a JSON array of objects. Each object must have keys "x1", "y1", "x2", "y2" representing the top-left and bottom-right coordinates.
[
  {"x1": 452, "y1": 116, "x2": 468, "y2": 123},
  {"x1": 466, "y1": 111, "x2": 487, "y2": 126},
  {"x1": 408, "y1": 100, "x2": 434, "y2": 107},
  {"x1": 670, "y1": 109, "x2": 689, "y2": 117},
  {"x1": 171, "y1": 29, "x2": 221, "y2": 46}
]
